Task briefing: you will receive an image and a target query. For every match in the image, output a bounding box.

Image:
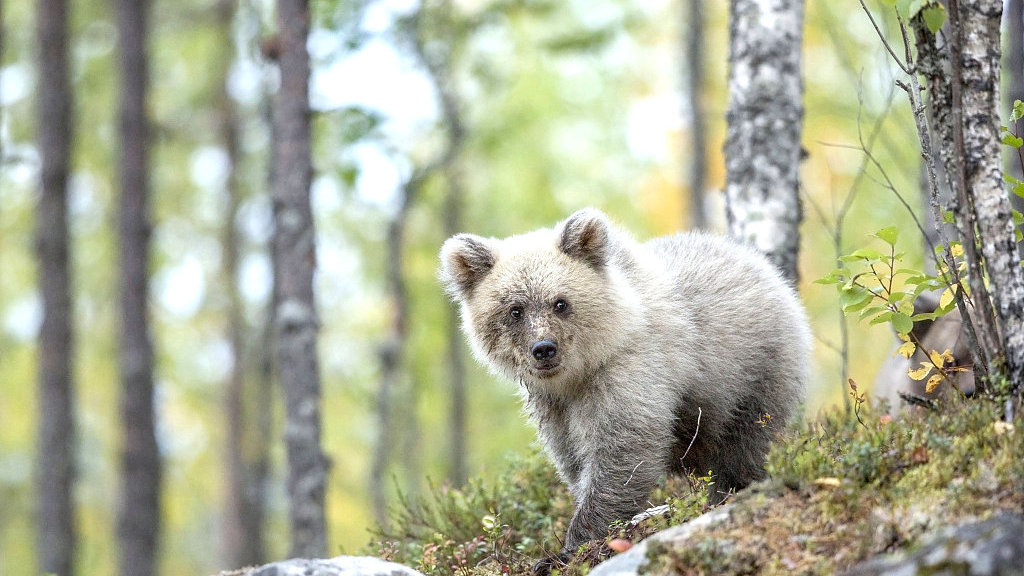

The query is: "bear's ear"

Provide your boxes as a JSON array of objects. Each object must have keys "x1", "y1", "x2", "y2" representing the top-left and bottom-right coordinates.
[
  {"x1": 439, "y1": 234, "x2": 496, "y2": 300},
  {"x1": 558, "y1": 208, "x2": 610, "y2": 268}
]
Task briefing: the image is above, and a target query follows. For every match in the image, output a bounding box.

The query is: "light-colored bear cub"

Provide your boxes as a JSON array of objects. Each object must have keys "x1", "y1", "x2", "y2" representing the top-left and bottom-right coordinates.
[{"x1": 439, "y1": 208, "x2": 810, "y2": 555}]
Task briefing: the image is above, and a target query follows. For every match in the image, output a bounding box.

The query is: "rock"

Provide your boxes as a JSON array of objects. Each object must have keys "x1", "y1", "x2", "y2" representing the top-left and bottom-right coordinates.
[
  {"x1": 217, "y1": 556, "x2": 426, "y2": 576},
  {"x1": 588, "y1": 505, "x2": 734, "y2": 576},
  {"x1": 840, "y1": 513, "x2": 1024, "y2": 576}
]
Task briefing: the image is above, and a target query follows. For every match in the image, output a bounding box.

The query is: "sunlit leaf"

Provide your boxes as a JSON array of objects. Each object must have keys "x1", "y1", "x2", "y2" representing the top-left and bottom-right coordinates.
[
  {"x1": 897, "y1": 340, "x2": 916, "y2": 359},
  {"x1": 939, "y1": 286, "x2": 956, "y2": 310},
  {"x1": 872, "y1": 226, "x2": 899, "y2": 246},
  {"x1": 908, "y1": 363, "x2": 932, "y2": 380},
  {"x1": 925, "y1": 373, "x2": 944, "y2": 394},
  {"x1": 921, "y1": 4, "x2": 946, "y2": 33},
  {"x1": 1013, "y1": 99, "x2": 1024, "y2": 123},
  {"x1": 1001, "y1": 133, "x2": 1024, "y2": 148},
  {"x1": 892, "y1": 312, "x2": 914, "y2": 335}
]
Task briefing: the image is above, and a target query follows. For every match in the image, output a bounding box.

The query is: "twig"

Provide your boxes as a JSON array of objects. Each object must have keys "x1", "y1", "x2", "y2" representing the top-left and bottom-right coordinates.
[
  {"x1": 858, "y1": 0, "x2": 911, "y2": 74},
  {"x1": 679, "y1": 407, "x2": 702, "y2": 463}
]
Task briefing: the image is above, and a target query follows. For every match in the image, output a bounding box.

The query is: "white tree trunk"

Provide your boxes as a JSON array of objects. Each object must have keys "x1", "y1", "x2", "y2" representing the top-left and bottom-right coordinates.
[
  {"x1": 957, "y1": 0, "x2": 1024, "y2": 396},
  {"x1": 724, "y1": 0, "x2": 805, "y2": 283}
]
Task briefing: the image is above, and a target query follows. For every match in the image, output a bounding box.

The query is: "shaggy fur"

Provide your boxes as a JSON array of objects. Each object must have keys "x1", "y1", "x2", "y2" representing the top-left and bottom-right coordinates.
[{"x1": 439, "y1": 208, "x2": 811, "y2": 553}]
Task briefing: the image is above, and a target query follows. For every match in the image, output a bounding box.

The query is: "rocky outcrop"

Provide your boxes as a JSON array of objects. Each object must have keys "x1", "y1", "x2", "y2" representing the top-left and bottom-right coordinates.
[
  {"x1": 841, "y1": 513, "x2": 1024, "y2": 576},
  {"x1": 589, "y1": 508, "x2": 1024, "y2": 576},
  {"x1": 215, "y1": 556, "x2": 427, "y2": 576}
]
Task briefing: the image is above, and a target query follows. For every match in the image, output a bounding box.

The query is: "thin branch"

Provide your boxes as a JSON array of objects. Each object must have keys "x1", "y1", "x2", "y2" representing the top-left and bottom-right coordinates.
[{"x1": 858, "y1": 0, "x2": 911, "y2": 74}]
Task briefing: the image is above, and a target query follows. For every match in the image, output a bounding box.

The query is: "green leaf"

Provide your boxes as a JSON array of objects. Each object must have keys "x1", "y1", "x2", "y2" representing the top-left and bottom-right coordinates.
[
  {"x1": 895, "y1": 0, "x2": 913, "y2": 19},
  {"x1": 1014, "y1": 183, "x2": 1024, "y2": 199},
  {"x1": 872, "y1": 226, "x2": 900, "y2": 246},
  {"x1": 1013, "y1": 209, "x2": 1024, "y2": 225},
  {"x1": 1001, "y1": 133, "x2": 1023, "y2": 148},
  {"x1": 844, "y1": 296, "x2": 874, "y2": 313},
  {"x1": 846, "y1": 248, "x2": 884, "y2": 261},
  {"x1": 840, "y1": 285, "x2": 872, "y2": 311},
  {"x1": 921, "y1": 4, "x2": 946, "y2": 33},
  {"x1": 860, "y1": 304, "x2": 888, "y2": 320},
  {"x1": 892, "y1": 312, "x2": 914, "y2": 335},
  {"x1": 943, "y1": 210, "x2": 955, "y2": 224},
  {"x1": 1003, "y1": 173, "x2": 1023, "y2": 185},
  {"x1": 870, "y1": 311, "x2": 894, "y2": 326},
  {"x1": 1013, "y1": 100, "x2": 1024, "y2": 123}
]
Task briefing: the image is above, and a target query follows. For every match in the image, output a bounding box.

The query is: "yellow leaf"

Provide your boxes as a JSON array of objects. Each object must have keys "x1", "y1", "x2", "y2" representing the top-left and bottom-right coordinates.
[
  {"x1": 928, "y1": 349, "x2": 953, "y2": 367},
  {"x1": 993, "y1": 421, "x2": 1015, "y2": 436},
  {"x1": 950, "y1": 243, "x2": 964, "y2": 258},
  {"x1": 925, "y1": 374, "x2": 944, "y2": 393},
  {"x1": 939, "y1": 287, "x2": 955, "y2": 309},
  {"x1": 897, "y1": 340, "x2": 916, "y2": 359},
  {"x1": 908, "y1": 363, "x2": 932, "y2": 381},
  {"x1": 813, "y1": 477, "x2": 841, "y2": 488}
]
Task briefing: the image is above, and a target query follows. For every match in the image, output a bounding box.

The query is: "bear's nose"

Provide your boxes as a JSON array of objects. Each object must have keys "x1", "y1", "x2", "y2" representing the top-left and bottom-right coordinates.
[{"x1": 531, "y1": 340, "x2": 558, "y2": 360}]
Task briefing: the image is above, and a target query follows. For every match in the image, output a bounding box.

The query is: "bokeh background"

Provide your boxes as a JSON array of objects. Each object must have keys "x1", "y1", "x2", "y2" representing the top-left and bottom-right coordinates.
[{"x1": 2, "y1": 0, "x2": 1021, "y2": 574}]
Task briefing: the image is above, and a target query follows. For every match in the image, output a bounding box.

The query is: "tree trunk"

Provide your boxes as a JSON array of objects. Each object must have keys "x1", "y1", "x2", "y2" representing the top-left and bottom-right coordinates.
[
  {"x1": 35, "y1": 0, "x2": 76, "y2": 572},
  {"x1": 271, "y1": 0, "x2": 328, "y2": 558},
  {"x1": 724, "y1": 0, "x2": 805, "y2": 283},
  {"x1": 1005, "y1": 0, "x2": 1024, "y2": 111},
  {"x1": 952, "y1": 0, "x2": 1024, "y2": 401},
  {"x1": 444, "y1": 192, "x2": 467, "y2": 487},
  {"x1": 116, "y1": 0, "x2": 161, "y2": 573},
  {"x1": 684, "y1": 0, "x2": 708, "y2": 230},
  {"x1": 411, "y1": 2, "x2": 469, "y2": 487},
  {"x1": 217, "y1": 0, "x2": 266, "y2": 567}
]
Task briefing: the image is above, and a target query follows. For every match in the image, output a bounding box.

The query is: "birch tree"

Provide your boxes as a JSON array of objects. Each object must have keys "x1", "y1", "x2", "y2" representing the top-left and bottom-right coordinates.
[
  {"x1": 868, "y1": 0, "x2": 1024, "y2": 413},
  {"x1": 35, "y1": 0, "x2": 76, "y2": 572},
  {"x1": 684, "y1": 0, "x2": 708, "y2": 229},
  {"x1": 724, "y1": 0, "x2": 805, "y2": 283},
  {"x1": 216, "y1": 0, "x2": 267, "y2": 566},
  {"x1": 950, "y1": 0, "x2": 1024, "y2": 407},
  {"x1": 271, "y1": 0, "x2": 328, "y2": 557},
  {"x1": 116, "y1": 0, "x2": 162, "y2": 573}
]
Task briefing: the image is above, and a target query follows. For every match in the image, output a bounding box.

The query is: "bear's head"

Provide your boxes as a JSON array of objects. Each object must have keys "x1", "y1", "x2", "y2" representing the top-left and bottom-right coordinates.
[{"x1": 439, "y1": 208, "x2": 641, "y2": 394}]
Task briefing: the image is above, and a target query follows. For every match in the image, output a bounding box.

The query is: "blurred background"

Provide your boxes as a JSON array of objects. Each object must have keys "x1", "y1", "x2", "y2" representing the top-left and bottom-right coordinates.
[{"x1": 2, "y1": 0, "x2": 1022, "y2": 574}]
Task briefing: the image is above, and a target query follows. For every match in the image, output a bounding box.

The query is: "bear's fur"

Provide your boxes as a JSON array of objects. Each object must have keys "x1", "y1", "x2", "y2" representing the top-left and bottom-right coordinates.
[{"x1": 439, "y1": 208, "x2": 810, "y2": 554}]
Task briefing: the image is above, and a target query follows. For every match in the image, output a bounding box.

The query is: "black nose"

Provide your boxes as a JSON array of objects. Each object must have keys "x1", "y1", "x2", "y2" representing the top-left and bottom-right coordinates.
[{"x1": 531, "y1": 340, "x2": 558, "y2": 360}]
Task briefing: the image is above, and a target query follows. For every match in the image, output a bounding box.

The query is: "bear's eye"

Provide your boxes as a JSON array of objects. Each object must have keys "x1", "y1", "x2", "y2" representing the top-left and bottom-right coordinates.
[
  {"x1": 553, "y1": 299, "x2": 569, "y2": 314},
  {"x1": 509, "y1": 305, "x2": 524, "y2": 320}
]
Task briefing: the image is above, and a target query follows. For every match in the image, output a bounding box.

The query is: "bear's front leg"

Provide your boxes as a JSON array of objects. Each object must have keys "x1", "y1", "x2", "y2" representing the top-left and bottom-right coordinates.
[{"x1": 560, "y1": 439, "x2": 669, "y2": 553}]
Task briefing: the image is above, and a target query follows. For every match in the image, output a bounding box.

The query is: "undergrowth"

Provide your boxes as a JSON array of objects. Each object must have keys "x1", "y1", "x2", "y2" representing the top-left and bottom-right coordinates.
[{"x1": 369, "y1": 396, "x2": 1023, "y2": 576}]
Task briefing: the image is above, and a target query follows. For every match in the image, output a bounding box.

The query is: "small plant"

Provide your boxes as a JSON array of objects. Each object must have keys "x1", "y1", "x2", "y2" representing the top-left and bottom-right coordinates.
[{"x1": 816, "y1": 226, "x2": 967, "y2": 391}]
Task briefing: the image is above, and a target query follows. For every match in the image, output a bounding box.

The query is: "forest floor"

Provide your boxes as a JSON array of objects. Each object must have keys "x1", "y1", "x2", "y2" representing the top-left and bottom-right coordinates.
[{"x1": 372, "y1": 393, "x2": 1024, "y2": 576}]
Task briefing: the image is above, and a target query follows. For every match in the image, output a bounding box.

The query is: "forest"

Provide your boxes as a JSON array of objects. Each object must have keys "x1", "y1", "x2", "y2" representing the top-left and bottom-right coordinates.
[{"x1": 3, "y1": 0, "x2": 1024, "y2": 574}]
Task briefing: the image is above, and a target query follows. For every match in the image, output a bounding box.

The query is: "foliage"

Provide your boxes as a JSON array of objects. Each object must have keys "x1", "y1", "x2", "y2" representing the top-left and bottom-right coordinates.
[
  {"x1": 368, "y1": 395, "x2": 1023, "y2": 576},
  {"x1": 368, "y1": 447, "x2": 718, "y2": 576},
  {"x1": 1, "y1": 0, "x2": 1000, "y2": 573},
  {"x1": 641, "y1": 396, "x2": 1023, "y2": 576},
  {"x1": 815, "y1": 227, "x2": 968, "y2": 393},
  {"x1": 369, "y1": 449, "x2": 572, "y2": 576}
]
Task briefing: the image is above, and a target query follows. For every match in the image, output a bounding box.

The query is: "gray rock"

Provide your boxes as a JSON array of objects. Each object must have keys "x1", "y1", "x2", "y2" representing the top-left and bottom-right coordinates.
[
  {"x1": 224, "y1": 556, "x2": 426, "y2": 576},
  {"x1": 841, "y1": 513, "x2": 1024, "y2": 576},
  {"x1": 588, "y1": 505, "x2": 734, "y2": 576}
]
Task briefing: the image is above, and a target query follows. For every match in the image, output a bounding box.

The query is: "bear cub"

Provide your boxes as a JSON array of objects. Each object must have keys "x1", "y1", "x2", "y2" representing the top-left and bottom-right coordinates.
[{"x1": 439, "y1": 208, "x2": 810, "y2": 558}]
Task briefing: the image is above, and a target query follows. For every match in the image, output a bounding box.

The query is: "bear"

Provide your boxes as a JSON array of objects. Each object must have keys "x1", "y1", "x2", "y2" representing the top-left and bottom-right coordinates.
[{"x1": 439, "y1": 208, "x2": 810, "y2": 561}]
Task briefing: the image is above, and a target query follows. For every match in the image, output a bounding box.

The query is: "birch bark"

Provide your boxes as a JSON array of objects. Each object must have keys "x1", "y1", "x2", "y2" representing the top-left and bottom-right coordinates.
[
  {"x1": 955, "y1": 0, "x2": 1024, "y2": 397},
  {"x1": 724, "y1": 0, "x2": 805, "y2": 283},
  {"x1": 272, "y1": 0, "x2": 328, "y2": 557}
]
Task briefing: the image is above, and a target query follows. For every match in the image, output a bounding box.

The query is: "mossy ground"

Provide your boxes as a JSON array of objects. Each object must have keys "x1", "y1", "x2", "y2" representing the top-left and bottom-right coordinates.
[{"x1": 368, "y1": 395, "x2": 1024, "y2": 576}]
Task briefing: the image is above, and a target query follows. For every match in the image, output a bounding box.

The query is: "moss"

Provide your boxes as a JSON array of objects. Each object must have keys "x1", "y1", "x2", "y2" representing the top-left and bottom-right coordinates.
[{"x1": 369, "y1": 397, "x2": 1023, "y2": 576}]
